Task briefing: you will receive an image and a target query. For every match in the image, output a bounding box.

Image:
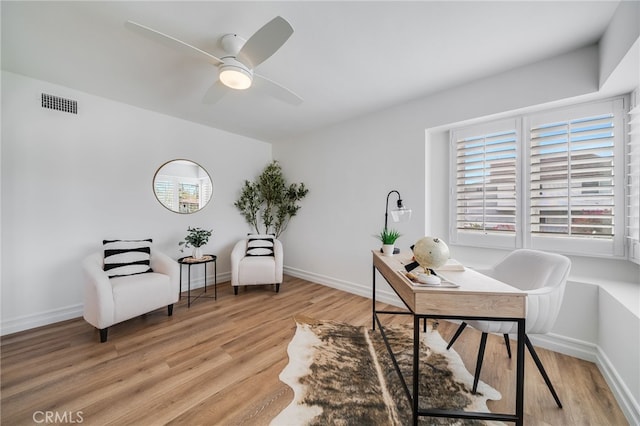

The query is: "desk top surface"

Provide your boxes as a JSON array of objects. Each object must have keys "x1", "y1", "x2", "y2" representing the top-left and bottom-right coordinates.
[{"x1": 373, "y1": 250, "x2": 526, "y2": 318}]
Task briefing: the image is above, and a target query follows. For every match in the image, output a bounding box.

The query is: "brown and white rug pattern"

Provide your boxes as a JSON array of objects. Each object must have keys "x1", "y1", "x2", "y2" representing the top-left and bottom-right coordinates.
[{"x1": 271, "y1": 317, "x2": 502, "y2": 426}]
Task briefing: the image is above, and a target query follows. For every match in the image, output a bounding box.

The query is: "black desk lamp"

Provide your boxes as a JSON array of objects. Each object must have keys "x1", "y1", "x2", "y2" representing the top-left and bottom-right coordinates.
[{"x1": 384, "y1": 190, "x2": 412, "y2": 254}]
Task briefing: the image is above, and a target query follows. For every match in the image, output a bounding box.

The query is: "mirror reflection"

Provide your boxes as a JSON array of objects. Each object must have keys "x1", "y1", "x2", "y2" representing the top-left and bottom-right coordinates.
[{"x1": 153, "y1": 159, "x2": 213, "y2": 214}]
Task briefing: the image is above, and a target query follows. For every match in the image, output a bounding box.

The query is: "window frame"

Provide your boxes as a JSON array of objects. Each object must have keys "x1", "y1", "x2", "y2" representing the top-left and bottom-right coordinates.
[
  {"x1": 626, "y1": 89, "x2": 640, "y2": 264},
  {"x1": 449, "y1": 118, "x2": 521, "y2": 250},
  {"x1": 449, "y1": 96, "x2": 628, "y2": 259}
]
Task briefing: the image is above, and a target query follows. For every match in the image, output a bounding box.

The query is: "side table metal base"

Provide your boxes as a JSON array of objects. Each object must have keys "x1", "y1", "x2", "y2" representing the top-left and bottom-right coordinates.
[{"x1": 178, "y1": 255, "x2": 217, "y2": 307}]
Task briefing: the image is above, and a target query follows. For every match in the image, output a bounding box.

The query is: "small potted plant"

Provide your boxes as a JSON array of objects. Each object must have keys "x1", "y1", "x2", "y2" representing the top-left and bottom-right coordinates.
[
  {"x1": 179, "y1": 227, "x2": 212, "y2": 259},
  {"x1": 377, "y1": 228, "x2": 401, "y2": 256}
]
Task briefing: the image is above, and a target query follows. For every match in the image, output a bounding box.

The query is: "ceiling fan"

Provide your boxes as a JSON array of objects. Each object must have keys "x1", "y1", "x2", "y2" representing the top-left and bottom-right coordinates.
[{"x1": 125, "y1": 16, "x2": 303, "y2": 105}]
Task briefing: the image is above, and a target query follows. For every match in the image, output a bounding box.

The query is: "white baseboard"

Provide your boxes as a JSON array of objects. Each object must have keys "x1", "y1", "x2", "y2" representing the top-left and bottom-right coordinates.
[
  {"x1": 528, "y1": 332, "x2": 598, "y2": 362},
  {"x1": 596, "y1": 345, "x2": 640, "y2": 426},
  {"x1": 184, "y1": 271, "x2": 231, "y2": 291},
  {"x1": 1, "y1": 303, "x2": 83, "y2": 336},
  {"x1": 284, "y1": 266, "x2": 404, "y2": 308},
  {"x1": 522, "y1": 331, "x2": 639, "y2": 424},
  {"x1": 0, "y1": 272, "x2": 233, "y2": 336},
  {"x1": 285, "y1": 265, "x2": 639, "y2": 425}
]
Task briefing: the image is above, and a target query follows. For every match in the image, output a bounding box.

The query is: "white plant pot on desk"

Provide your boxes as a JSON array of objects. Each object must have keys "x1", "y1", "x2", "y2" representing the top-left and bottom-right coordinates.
[{"x1": 381, "y1": 244, "x2": 395, "y2": 256}]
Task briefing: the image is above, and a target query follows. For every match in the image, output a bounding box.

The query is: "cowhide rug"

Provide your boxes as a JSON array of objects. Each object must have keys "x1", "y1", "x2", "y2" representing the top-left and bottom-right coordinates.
[{"x1": 271, "y1": 316, "x2": 502, "y2": 426}]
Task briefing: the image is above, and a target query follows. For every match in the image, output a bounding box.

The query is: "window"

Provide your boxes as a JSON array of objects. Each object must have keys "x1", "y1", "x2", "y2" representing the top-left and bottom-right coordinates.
[
  {"x1": 178, "y1": 182, "x2": 200, "y2": 213},
  {"x1": 452, "y1": 119, "x2": 519, "y2": 249},
  {"x1": 627, "y1": 90, "x2": 640, "y2": 264},
  {"x1": 154, "y1": 179, "x2": 175, "y2": 211},
  {"x1": 450, "y1": 97, "x2": 628, "y2": 258},
  {"x1": 154, "y1": 176, "x2": 212, "y2": 213}
]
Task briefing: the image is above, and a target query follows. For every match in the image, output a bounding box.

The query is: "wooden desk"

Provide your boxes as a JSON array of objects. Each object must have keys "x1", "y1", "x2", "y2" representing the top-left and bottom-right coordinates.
[{"x1": 372, "y1": 250, "x2": 526, "y2": 425}]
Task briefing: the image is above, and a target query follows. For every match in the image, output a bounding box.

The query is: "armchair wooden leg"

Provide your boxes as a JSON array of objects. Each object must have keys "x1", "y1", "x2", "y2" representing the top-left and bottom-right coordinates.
[
  {"x1": 234, "y1": 286, "x2": 238, "y2": 295},
  {"x1": 99, "y1": 328, "x2": 108, "y2": 343},
  {"x1": 168, "y1": 304, "x2": 174, "y2": 316},
  {"x1": 472, "y1": 332, "x2": 488, "y2": 394},
  {"x1": 525, "y1": 335, "x2": 563, "y2": 408},
  {"x1": 446, "y1": 322, "x2": 468, "y2": 350},
  {"x1": 275, "y1": 283, "x2": 280, "y2": 293}
]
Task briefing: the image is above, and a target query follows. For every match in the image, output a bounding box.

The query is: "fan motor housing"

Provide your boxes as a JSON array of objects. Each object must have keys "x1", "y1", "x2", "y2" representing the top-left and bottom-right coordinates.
[{"x1": 220, "y1": 33, "x2": 245, "y2": 55}]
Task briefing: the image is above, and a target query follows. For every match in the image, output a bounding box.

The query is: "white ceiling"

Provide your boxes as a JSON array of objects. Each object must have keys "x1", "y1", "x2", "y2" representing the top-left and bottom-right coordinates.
[{"x1": 1, "y1": 1, "x2": 621, "y2": 142}]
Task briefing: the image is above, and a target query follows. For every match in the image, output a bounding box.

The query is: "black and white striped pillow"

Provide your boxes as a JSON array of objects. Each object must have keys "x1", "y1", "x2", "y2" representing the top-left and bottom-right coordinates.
[
  {"x1": 103, "y1": 239, "x2": 153, "y2": 278},
  {"x1": 246, "y1": 235, "x2": 275, "y2": 257}
]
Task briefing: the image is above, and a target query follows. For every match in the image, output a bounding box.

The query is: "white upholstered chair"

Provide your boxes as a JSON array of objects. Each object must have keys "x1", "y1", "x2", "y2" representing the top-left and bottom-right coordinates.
[
  {"x1": 446, "y1": 249, "x2": 571, "y2": 407},
  {"x1": 231, "y1": 235, "x2": 283, "y2": 294},
  {"x1": 83, "y1": 248, "x2": 179, "y2": 342}
]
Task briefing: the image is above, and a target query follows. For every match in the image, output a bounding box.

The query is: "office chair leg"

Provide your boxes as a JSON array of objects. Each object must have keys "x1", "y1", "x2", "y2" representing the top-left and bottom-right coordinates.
[
  {"x1": 472, "y1": 332, "x2": 488, "y2": 394},
  {"x1": 503, "y1": 333, "x2": 512, "y2": 358},
  {"x1": 446, "y1": 322, "x2": 468, "y2": 350},
  {"x1": 525, "y1": 335, "x2": 563, "y2": 408}
]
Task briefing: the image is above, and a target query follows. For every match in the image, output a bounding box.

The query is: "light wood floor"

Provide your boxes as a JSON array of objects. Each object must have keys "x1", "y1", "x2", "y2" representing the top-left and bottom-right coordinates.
[{"x1": 1, "y1": 276, "x2": 628, "y2": 425}]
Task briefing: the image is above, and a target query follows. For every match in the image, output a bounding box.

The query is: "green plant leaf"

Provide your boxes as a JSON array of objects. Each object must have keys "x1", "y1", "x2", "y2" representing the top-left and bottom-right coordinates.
[
  {"x1": 376, "y1": 228, "x2": 402, "y2": 244},
  {"x1": 234, "y1": 161, "x2": 309, "y2": 238}
]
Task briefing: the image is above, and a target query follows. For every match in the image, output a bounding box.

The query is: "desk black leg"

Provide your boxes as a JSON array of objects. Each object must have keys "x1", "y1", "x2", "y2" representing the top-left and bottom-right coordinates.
[
  {"x1": 204, "y1": 263, "x2": 207, "y2": 293},
  {"x1": 516, "y1": 318, "x2": 525, "y2": 426},
  {"x1": 412, "y1": 314, "x2": 420, "y2": 426},
  {"x1": 179, "y1": 266, "x2": 183, "y2": 299},
  {"x1": 214, "y1": 260, "x2": 217, "y2": 300},
  {"x1": 372, "y1": 266, "x2": 376, "y2": 331}
]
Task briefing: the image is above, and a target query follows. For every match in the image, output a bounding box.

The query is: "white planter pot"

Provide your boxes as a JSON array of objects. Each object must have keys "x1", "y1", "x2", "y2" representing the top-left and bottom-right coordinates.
[
  {"x1": 382, "y1": 244, "x2": 395, "y2": 256},
  {"x1": 192, "y1": 247, "x2": 203, "y2": 259}
]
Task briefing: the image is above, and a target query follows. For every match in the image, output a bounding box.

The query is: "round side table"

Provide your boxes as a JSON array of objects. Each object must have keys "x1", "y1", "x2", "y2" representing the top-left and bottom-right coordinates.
[{"x1": 177, "y1": 254, "x2": 217, "y2": 307}]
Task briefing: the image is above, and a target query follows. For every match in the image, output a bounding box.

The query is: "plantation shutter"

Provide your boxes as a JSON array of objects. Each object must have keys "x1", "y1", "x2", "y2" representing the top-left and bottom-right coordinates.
[
  {"x1": 627, "y1": 92, "x2": 640, "y2": 264},
  {"x1": 154, "y1": 179, "x2": 175, "y2": 210},
  {"x1": 530, "y1": 115, "x2": 615, "y2": 237},
  {"x1": 527, "y1": 99, "x2": 625, "y2": 256},
  {"x1": 451, "y1": 119, "x2": 518, "y2": 248},
  {"x1": 201, "y1": 178, "x2": 213, "y2": 209}
]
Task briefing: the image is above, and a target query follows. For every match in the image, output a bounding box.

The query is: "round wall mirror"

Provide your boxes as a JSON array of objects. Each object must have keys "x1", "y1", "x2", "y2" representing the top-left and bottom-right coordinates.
[{"x1": 153, "y1": 159, "x2": 213, "y2": 214}]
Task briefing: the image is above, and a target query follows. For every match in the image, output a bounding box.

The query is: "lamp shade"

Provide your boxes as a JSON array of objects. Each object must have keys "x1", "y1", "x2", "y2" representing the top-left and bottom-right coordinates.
[{"x1": 390, "y1": 207, "x2": 412, "y2": 223}]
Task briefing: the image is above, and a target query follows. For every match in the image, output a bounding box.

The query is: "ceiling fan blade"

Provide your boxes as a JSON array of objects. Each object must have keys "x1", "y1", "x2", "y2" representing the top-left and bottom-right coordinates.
[
  {"x1": 254, "y1": 73, "x2": 303, "y2": 106},
  {"x1": 237, "y1": 16, "x2": 293, "y2": 69},
  {"x1": 202, "y1": 80, "x2": 227, "y2": 104},
  {"x1": 125, "y1": 20, "x2": 223, "y2": 66}
]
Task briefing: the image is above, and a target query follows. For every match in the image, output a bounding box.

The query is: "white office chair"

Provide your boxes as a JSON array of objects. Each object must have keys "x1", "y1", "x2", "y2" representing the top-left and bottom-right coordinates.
[
  {"x1": 446, "y1": 249, "x2": 571, "y2": 408},
  {"x1": 83, "y1": 247, "x2": 179, "y2": 342},
  {"x1": 231, "y1": 235, "x2": 283, "y2": 294}
]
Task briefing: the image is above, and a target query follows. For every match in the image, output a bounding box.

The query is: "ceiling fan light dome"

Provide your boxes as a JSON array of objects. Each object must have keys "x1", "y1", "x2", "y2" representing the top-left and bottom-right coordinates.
[{"x1": 219, "y1": 65, "x2": 252, "y2": 90}]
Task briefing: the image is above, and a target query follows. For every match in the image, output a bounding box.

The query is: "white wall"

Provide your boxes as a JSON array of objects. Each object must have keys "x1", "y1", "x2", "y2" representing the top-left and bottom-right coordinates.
[
  {"x1": 1, "y1": 71, "x2": 272, "y2": 334},
  {"x1": 275, "y1": 43, "x2": 608, "y2": 295},
  {"x1": 274, "y1": 36, "x2": 640, "y2": 425}
]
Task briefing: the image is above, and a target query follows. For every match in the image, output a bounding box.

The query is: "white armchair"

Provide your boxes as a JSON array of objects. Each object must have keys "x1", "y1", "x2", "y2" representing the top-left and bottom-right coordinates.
[
  {"x1": 446, "y1": 249, "x2": 571, "y2": 407},
  {"x1": 83, "y1": 249, "x2": 179, "y2": 342},
  {"x1": 231, "y1": 236, "x2": 283, "y2": 295}
]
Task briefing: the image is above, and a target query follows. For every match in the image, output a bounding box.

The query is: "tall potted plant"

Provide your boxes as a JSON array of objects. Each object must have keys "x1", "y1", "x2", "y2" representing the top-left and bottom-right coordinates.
[{"x1": 234, "y1": 161, "x2": 308, "y2": 238}]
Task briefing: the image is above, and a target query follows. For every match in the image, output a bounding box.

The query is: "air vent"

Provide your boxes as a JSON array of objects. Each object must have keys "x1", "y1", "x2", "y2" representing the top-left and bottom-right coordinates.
[{"x1": 41, "y1": 93, "x2": 77, "y2": 114}]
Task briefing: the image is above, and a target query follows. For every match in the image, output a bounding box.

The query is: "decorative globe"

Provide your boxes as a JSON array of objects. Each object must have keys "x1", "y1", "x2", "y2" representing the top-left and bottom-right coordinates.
[{"x1": 413, "y1": 236, "x2": 450, "y2": 271}]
